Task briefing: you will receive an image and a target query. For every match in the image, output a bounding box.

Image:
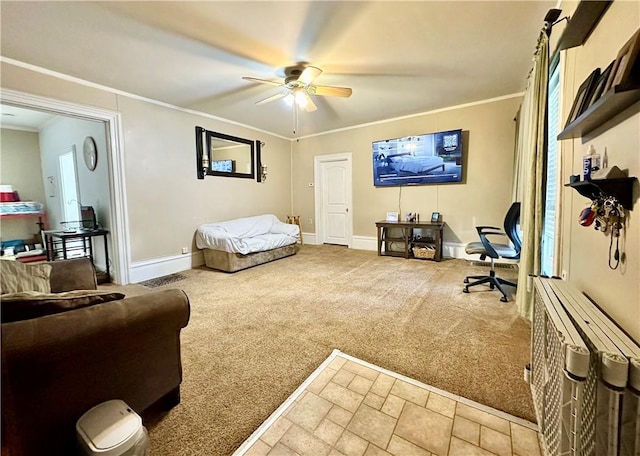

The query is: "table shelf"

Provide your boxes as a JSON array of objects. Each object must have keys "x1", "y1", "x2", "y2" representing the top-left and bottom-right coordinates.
[{"x1": 375, "y1": 220, "x2": 444, "y2": 262}]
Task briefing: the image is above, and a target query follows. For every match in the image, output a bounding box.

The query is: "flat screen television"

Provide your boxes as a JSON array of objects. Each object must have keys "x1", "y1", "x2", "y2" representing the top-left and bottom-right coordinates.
[
  {"x1": 373, "y1": 129, "x2": 463, "y2": 187},
  {"x1": 211, "y1": 159, "x2": 235, "y2": 173}
]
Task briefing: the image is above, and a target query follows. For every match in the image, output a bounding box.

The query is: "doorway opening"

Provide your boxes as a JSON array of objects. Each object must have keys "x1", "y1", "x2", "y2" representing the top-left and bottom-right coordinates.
[{"x1": 1, "y1": 89, "x2": 130, "y2": 284}]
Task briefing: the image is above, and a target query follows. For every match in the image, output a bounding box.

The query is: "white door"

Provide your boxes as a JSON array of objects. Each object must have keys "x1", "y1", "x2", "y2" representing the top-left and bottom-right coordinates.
[
  {"x1": 315, "y1": 154, "x2": 352, "y2": 246},
  {"x1": 58, "y1": 147, "x2": 80, "y2": 224}
]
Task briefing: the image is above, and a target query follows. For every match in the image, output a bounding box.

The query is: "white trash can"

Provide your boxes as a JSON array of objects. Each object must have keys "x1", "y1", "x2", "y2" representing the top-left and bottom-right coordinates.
[{"x1": 77, "y1": 400, "x2": 149, "y2": 456}]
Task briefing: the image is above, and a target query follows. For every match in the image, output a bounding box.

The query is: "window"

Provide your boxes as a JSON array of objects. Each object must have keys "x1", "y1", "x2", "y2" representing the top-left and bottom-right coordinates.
[{"x1": 541, "y1": 55, "x2": 561, "y2": 277}]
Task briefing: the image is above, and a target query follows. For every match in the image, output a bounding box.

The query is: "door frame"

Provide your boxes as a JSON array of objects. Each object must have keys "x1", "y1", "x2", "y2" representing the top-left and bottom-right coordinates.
[
  {"x1": 313, "y1": 152, "x2": 353, "y2": 247},
  {"x1": 1, "y1": 88, "x2": 131, "y2": 284}
]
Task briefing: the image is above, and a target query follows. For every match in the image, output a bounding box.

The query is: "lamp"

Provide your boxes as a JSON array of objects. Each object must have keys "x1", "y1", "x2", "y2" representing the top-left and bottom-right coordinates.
[
  {"x1": 201, "y1": 151, "x2": 209, "y2": 175},
  {"x1": 257, "y1": 141, "x2": 267, "y2": 182}
]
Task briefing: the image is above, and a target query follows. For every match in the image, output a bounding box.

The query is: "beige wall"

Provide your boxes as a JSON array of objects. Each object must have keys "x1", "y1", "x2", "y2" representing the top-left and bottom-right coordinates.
[
  {"x1": 1, "y1": 62, "x2": 293, "y2": 263},
  {"x1": 118, "y1": 96, "x2": 291, "y2": 261},
  {"x1": 0, "y1": 128, "x2": 46, "y2": 240},
  {"x1": 291, "y1": 96, "x2": 521, "y2": 247},
  {"x1": 556, "y1": 1, "x2": 639, "y2": 341}
]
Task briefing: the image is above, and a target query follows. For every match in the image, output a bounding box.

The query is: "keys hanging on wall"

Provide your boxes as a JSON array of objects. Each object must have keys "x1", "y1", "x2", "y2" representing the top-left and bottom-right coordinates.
[{"x1": 579, "y1": 195, "x2": 625, "y2": 269}]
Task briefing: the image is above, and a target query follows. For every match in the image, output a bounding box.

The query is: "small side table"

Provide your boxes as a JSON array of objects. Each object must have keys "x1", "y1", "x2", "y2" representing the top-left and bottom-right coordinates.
[
  {"x1": 44, "y1": 229, "x2": 110, "y2": 283},
  {"x1": 286, "y1": 215, "x2": 304, "y2": 245}
]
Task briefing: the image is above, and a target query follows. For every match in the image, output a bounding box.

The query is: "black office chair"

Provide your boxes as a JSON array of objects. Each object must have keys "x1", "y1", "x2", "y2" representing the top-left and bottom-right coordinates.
[{"x1": 463, "y1": 202, "x2": 521, "y2": 302}]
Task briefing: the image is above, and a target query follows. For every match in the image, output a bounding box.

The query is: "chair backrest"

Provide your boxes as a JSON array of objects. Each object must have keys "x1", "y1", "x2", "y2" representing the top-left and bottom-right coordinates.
[{"x1": 503, "y1": 202, "x2": 522, "y2": 258}]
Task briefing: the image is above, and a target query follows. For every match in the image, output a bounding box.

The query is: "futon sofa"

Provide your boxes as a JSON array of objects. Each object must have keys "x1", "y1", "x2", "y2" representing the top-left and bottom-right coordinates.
[
  {"x1": 1, "y1": 258, "x2": 190, "y2": 456},
  {"x1": 196, "y1": 214, "x2": 299, "y2": 272}
]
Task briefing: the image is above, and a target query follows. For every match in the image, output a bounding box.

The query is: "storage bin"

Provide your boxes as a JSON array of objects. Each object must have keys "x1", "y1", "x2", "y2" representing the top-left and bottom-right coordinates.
[
  {"x1": 412, "y1": 246, "x2": 436, "y2": 259},
  {"x1": 77, "y1": 400, "x2": 149, "y2": 456}
]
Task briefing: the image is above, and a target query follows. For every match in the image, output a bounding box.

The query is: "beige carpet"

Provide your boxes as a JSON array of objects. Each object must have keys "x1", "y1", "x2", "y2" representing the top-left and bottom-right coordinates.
[{"x1": 112, "y1": 245, "x2": 533, "y2": 455}]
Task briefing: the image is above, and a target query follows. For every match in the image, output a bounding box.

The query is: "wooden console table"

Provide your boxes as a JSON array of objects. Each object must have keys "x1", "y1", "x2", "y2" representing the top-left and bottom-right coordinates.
[{"x1": 375, "y1": 220, "x2": 445, "y2": 261}]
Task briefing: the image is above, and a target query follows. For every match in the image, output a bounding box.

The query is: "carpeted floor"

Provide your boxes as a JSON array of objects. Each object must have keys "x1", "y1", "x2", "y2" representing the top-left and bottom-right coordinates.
[{"x1": 113, "y1": 244, "x2": 533, "y2": 455}]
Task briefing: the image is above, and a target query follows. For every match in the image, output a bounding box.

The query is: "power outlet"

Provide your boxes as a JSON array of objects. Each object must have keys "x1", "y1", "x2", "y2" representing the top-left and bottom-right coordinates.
[
  {"x1": 561, "y1": 269, "x2": 568, "y2": 280},
  {"x1": 308, "y1": 218, "x2": 313, "y2": 224},
  {"x1": 181, "y1": 247, "x2": 189, "y2": 254}
]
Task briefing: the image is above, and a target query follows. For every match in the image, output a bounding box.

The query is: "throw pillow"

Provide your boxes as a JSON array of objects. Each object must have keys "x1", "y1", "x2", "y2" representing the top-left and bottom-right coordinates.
[
  {"x1": 0, "y1": 260, "x2": 52, "y2": 294},
  {"x1": 0, "y1": 290, "x2": 125, "y2": 323}
]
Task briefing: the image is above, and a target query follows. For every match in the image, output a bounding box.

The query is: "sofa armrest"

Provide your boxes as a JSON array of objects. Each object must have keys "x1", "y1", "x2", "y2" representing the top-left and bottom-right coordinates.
[
  {"x1": 49, "y1": 258, "x2": 97, "y2": 292},
  {"x1": 270, "y1": 221, "x2": 299, "y2": 237},
  {"x1": 1, "y1": 288, "x2": 190, "y2": 455}
]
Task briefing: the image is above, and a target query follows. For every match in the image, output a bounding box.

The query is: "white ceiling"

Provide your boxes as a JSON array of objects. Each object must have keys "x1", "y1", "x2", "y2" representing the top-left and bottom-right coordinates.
[
  {"x1": 0, "y1": 104, "x2": 56, "y2": 131},
  {"x1": 0, "y1": 1, "x2": 555, "y2": 138}
]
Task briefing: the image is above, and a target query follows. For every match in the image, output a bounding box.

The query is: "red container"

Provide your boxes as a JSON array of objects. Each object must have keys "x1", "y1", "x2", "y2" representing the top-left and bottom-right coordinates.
[{"x1": 0, "y1": 192, "x2": 16, "y2": 202}]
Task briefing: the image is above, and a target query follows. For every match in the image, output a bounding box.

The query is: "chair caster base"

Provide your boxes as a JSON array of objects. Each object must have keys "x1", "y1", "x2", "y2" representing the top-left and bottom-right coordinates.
[
  {"x1": 464, "y1": 278, "x2": 469, "y2": 284},
  {"x1": 463, "y1": 287, "x2": 469, "y2": 293},
  {"x1": 500, "y1": 296, "x2": 508, "y2": 303}
]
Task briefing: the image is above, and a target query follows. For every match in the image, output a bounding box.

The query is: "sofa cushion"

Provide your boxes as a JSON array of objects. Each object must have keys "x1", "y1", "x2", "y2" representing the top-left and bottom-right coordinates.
[
  {"x1": 0, "y1": 260, "x2": 52, "y2": 294},
  {"x1": 0, "y1": 290, "x2": 125, "y2": 323}
]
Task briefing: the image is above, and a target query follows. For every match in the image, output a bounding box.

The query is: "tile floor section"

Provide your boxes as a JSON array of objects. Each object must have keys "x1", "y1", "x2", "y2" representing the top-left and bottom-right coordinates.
[{"x1": 236, "y1": 352, "x2": 542, "y2": 456}]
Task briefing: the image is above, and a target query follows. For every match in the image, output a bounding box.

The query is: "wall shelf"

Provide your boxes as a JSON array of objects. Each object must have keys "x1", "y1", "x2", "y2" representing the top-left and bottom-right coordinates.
[
  {"x1": 556, "y1": 1, "x2": 612, "y2": 51},
  {"x1": 565, "y1": 177, "x2": 637, "y2": 210},
  {"x1": 558, "y1": 85, "x2": 640, "y2": 140}
]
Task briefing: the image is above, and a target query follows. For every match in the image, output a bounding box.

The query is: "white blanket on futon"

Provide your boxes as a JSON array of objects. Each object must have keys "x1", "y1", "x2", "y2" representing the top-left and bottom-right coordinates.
[{"x1": 196, "y1": 214, "x2": 299, "y2": 255}]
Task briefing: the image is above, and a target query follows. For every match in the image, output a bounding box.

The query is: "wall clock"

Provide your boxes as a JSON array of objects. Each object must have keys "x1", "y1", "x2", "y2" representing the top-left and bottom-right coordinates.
[{"x1": 83, "y1": 136, "x2": 98, "y2": 171}]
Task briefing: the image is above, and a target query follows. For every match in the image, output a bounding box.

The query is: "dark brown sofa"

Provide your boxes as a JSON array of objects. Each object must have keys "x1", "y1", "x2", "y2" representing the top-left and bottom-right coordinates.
[{"x1": 1, "y1": 258, "x2": 190, "y2": 455}]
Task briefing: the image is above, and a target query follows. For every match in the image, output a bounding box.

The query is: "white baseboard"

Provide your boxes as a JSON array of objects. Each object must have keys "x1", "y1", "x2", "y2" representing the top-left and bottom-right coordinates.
[
  {"x1": 352, "y1": 235, "x2": 377, "y2": 251},
  {"x1": 301, "y1": 232, "x2": 317, "y2": 245},
  {"x1": 129, "y1": 251, "x2": 204, "y2": 283}
]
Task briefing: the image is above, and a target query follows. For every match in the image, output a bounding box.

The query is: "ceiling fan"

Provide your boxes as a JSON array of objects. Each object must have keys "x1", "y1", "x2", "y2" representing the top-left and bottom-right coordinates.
[{"x1": 242, "y1": 64, "x2": 352, "y2": 112}]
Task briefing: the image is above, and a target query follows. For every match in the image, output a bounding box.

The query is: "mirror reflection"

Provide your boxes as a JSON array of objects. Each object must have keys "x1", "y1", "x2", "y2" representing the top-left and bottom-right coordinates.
[{"x1": 206, "y1": 131, "x2": 254, "y2": 179}]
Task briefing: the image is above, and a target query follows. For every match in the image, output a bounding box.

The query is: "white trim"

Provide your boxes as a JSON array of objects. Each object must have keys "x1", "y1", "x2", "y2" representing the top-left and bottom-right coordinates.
[
  {"x1": 0, "y1": 123, "x2": 38, "y2": 132},
  {"x1": 233, "y1": 349, "x2": 537, "y2": 455},
  {"x1": 301, "y1": 232, "x2": 317, "y2": 245},
  {"x1": 352, "y1": 235, "x2": 377, "y2": 251},
  {"x1": 129, "y1": 251, "x2": 204, "y2": 283},
  {"x1": 296, "y1": 93, "x2": 525, "y2": 140},
  {"x1": 1, "y1": 57, "x2": 290, "y2": 141},
  {"x1": 313, "y1": 153, "x2": 353, "y2": 248},
  {"x1": 0, "y1": 88, "x2": 131, "y2": 284}
]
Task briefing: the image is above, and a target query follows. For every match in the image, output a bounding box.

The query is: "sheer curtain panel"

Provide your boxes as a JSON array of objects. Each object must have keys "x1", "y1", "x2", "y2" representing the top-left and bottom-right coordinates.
[{"x1": 513, "y1": 30, "x2": 549, "y2": 320}]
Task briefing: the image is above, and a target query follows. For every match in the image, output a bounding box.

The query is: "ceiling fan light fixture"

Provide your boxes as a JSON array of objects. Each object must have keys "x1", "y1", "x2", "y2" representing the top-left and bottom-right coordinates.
[
  {"x1": 284, "y1": 93, "x2": 295, "y2": 106},
  {"x1": 294, "y1": 89, "x2": 308, "y2": 108}
]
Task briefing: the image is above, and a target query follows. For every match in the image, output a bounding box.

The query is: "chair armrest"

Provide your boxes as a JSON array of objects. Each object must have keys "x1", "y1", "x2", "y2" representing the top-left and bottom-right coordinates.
[
  {"x1": 49, "y1": 258, "x2": 97, "y2": 292},
  {"x1": 477, "y1": 229, "x2": 506, "y2": 236},
  {"x1": 1, "y1": 288, "x2": 190, "y2": 455},
  {"x1": 475, "y1": 225, "x2": 502, "y2": 232}
]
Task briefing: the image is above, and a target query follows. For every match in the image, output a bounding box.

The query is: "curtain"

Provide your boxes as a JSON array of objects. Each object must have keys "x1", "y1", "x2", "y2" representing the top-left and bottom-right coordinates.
[{"x1": 513, "y1": 30, "x2": 549, "y2": 321}]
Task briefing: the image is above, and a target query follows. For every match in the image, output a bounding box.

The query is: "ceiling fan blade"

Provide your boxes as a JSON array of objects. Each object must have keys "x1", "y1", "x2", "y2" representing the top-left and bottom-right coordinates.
[
  {"x1": 256, "y1": 92, "x2": 286, "y2": 105},
  {"x1": 298, "y1": 66, "x2": 323, "y2": 85},
  {"x1": 303, "y1": 93, "x2": 317, "y2": 112},
  {"x1": 242, "y1": 76, "x2": 283, "y2": 87},
  {"x1": 312, "y1": 85, "x2": 353, "y2": 98}
]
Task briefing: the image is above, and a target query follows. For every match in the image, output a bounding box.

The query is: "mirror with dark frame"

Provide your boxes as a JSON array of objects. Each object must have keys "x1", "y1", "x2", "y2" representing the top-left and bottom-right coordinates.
[{"x1": 195, "y1": 127, "x2": 255, "y2": 179}]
